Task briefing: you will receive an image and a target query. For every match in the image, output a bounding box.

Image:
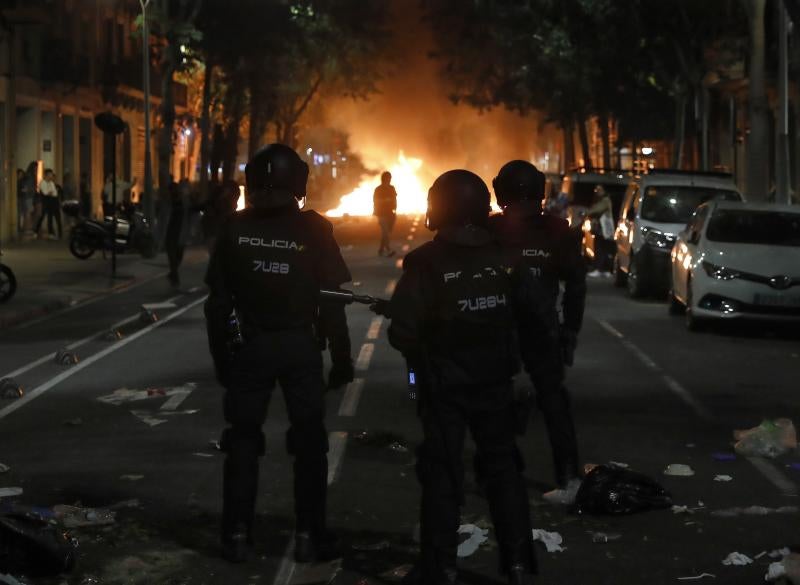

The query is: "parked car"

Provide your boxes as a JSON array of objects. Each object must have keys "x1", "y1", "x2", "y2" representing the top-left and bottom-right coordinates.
[
  {"x1": 550, "y1": 169, "x2": 629, "y2": 228},
  {"x1": 614, "y1": 170, "x2": 742, "y2": 297},
  {"x1": 669, "y1": 201, "x2": 800, "y2": 330}
]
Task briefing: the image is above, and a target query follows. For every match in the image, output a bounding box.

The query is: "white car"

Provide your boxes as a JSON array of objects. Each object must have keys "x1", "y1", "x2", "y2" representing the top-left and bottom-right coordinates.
[
  {"x1": 670, "y1": 201, "x2": 800, "y2": 330},
  {"x1": 614, "y1": 170, "x2": 742, "y2": 297}
]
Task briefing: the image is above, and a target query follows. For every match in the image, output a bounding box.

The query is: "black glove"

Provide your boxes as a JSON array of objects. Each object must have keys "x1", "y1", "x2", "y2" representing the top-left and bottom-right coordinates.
[
  {"x1": 560, "y1": 328, "x2": 578, "y2": 367},
  {"x1": 369, "y1": 299, "x2": 392, "y2": 317},
  {"x1": 327, "y1": 359, "x2": 354, "y2": 390}
]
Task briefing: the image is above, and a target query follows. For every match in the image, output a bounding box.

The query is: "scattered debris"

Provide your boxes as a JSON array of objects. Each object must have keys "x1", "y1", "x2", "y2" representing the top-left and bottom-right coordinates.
[
  {"x1": 713, "y1": 475, "x2": 733, "y2": 482},
  {"x1": 543, "y1": 478, "x2": 582, "y2": 505},
  {"x1": 677, "y1": 573, "x2": 716, "y2": 580},
  {"x1": 574, "y1": 465, "x2": 672, "y2": 515},
  {"x1": 0, "y1": 378, "x2": 23, "y2": 400},
  {"x1": 765, "y1": 552, "x2": 800, "y2": 583},
  {"x1": 147, "y1": 388, "x2": 166, "y2": 397},
  {"x1": 351, "y1": 540, "x2": 390, "y2": 552},
  {"x1": 711, "y1": 505, "x2": 798, "y2": 517},
  {"x1": 108, "y1": 499, "x2": 140, "y2": 510},
  {"x1": 0, "y1": 573, "x2": 28, "y2": 585},
  {"x1": 672, "y1": 505, "x2": 691, "y2": 515},
  {"x1": 52, "y1": 505, "x2": 115, "y2": 528},
  {"x1": 209, "y1": 440, "x2": 221, "y2": 450},
  {"x1": 0, "y1": 488, "x2": 23, "y2": 499},
  {"x1": 0, "y1": 510, "x2": 77, "y2": 576},
  {"x1": 352, "y1": 430, "x2": 409, "y2": 453},
  {"x1": 532, "y1": 529, "x2": 565, "y2": 553},
  {"x1": 54, "y1": 349, "x2": 79, "y2": 366},
  {"x1": 733, "y1": 418, "x2": 797, "y2": 459},
  {"x1": 62, "y1": 418, "x2": 83, "y2": 426},
  {"x1": 0, "y1": 464, "x2": 9, "y2": 474},
  {"x1": 770, "y1": 548, "x2": 792, "y2": 558},
  {"x1": 609, "y1": 461, "x2": 630, "y2": 469},
  {"x1": 766, "y1": 561, "x2": 787, "y2": 581},
  {"x1": 193, "y1": 453, "x2": 214, "y2": 458},
  {"x1": 379, "y1": 565, "x2": 414, "y2": 582},
  {"x1": 664, "y1": 464, "x2": 695, "y2": 477},
  {"x1": 120, "y1": 475, "x2": 144, "y2": 481},
  {"x1": 457, "y1": 524, "x2": 489, "y2": 557},
  {"x1": 388, "y1": 442, "x2": 408, "y2": 453},
  {"x1": 722, "y1": 552, "x2": 752, "y2": 566},
  {"x1": 711, "y1": 452, "x2": 736, "y2": 462},
  {"x1": 590, "y1": 532, "x2": 621, "y2": 543}
]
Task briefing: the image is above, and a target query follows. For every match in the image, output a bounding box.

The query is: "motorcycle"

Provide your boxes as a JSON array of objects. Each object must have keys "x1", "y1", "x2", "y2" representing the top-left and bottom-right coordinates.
[
  {"x1": 62, "y1": 200, "x2": 157, "y2": 260},
  {"x1": 0, "y1": 247, "x2": 16, "y2": 304}
]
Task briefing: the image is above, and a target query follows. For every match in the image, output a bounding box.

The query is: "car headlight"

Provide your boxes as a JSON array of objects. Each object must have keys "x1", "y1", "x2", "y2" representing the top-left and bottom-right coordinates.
[
  {"x1": 643, "y1": 227, "x2": 676, "y2": 249},
  {"x1": 702, "y1": 261, "x2": 740, "y2": 281}
]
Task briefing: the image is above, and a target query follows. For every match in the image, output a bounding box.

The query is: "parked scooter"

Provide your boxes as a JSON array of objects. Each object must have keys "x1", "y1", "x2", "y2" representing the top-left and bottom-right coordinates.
[
  {"x1": 0, "y1": 246, "x2": 16, "y2": 303},
  {"x1": 62, "y1": 200, "x2": 157, "y2": 260}
]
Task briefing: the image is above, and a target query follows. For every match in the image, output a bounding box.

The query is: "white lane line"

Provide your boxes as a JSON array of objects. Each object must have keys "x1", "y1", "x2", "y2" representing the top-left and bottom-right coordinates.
[
  {"x1": 0, "y1": 296, "x2": 207, "y2": 421},
  {"x1": 338, "y1": 378, "x2": 365, "y2": 417},
  {"x1": 355, "y1": 343, "x2": 374, "y2": 372},
  {"x1": 272, "y1": 541, "x2": 298, "y2": 585},
  {"x1": 327, "y1": 431, "x2": 348, "y2": 485},
  {"x1": 159, "y1": 383, "x2": 196, "y2": 411},
  {"x1": 595, "y1": 318, "x2": 713, "y2": 420},
  {"x1": 0, "y1": 293, "x2": 185, "y2": 382},
  {"x1": 366, "y1": 316, "x2": 383, "y2": 340},
  {"x1": 385, "y1": 279, "x2": 397, "y2": 295},
  {"x1": 747, "y1": 457, "x2": 799, "y2": 497}
]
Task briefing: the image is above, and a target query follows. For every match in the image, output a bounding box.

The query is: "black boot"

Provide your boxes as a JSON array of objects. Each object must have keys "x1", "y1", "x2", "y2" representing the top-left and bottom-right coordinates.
[
  {"x1": 508, "y1": 564, "x2": 535, "y2": 585},
  {"x1": 222, "y1": 523, "x2": 251, "y2": 563},
  {"x1": 294, "y1": 530, "x2": 341, "y2": 563}
]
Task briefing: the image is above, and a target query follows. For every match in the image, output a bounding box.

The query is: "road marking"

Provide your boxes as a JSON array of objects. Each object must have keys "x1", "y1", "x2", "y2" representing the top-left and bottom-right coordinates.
[
  {"x1": 747, "y1": 457, "x2": 799, "y2": 497},
  {"x1": 366, "y1": 316, "x2": 383, "y2": 340},
  {"x1": 338, "y1": 378, "x2": 364, "y2": 417},
  {"x1": 272, "y1": 541, "x2": 298, "y2": 585},
  {"x1": 355, "y1": 343, "x2": 374, "y2": 372},
  {"x1": 595, "y1": 318, "x2": 713, "y2": 420},
  {"x1": 385, "y1": 279, "x2": 397, "y2": 295},
  {"x1": 0, "y1": 296, "x2": 207, "y2": 421},
  {"x1": 327, "y1": 431, "x2": 348, "y2": 485}
]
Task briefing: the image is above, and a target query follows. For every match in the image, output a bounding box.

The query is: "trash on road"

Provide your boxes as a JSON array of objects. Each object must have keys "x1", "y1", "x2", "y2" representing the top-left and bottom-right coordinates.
[
  {"x1": 352, "y1": 430, "x2": 409, "y2": 453},
  {"x1": 590, "y1": 532, "x2": 621, "y2": 543},
  {"x1": 351, "y1": 540, "x2": 390, "y2": 552},
  {"x1": 0, "y1": 488, "x2": 23, "y2": 499},
  {"x1": 532, "y1": 529, "x2": 565, "y2": 553},
  {"x1": 543, "y1": 478, "x2": 581, "y2": 505},
  {"x1": 733, "y1": 418, "x2": 797, "y2": 459},
  {"x1": 0, "y1": 510, "x2": 77, "y2": 575},
  {"x1": 209, "y1": 440, "x2": 221, "y2": 450},
  {"x1": 388, "y1": 442, "x2": 408, "y2": 453},
  {"x1": 574, "y1": 465, "x2": 672, "y2": 515},
  {"x1": 677, "y1": 573, "x2": 716, "y2": 580},
  {"x1": 711, "y1": 505, "x2": 797, "y2": 517},
  {"x1": 54, "y1": 349, "x2": 79, "y2": 366},
  {"x1": 52, "y1": 505, "x2": 115, "y2": 528},
  {"x1": 769, "y1": 548, "x2": 792, "y2": 558},
  {"x1": 766, "y1": 553, "x2": 800, "y2": 583},
  {"x1": 0, "y1": 378, "x2": 23, "y2": 400},
  {"x1": 672, "y1": 505, "x2": 691, "y2": 514},
  {"x1": 456, "y1": 524, "x2": 489, "y2": 557},
  {"x1": 713, "y1": 475, "x2": 733, "y2": 482},
  {"x1": 379, "y1": 565, "x2": 413, "y2": 582},
  {"x1": 712, "y1": 452, "x2": 736, "y2": 462},
  {"x1": 193, "y1": 452, "x2": 214, "y2": 458},
  {"x1": 0, "y1": 464, "x2": 8, "y2": 474},
  {"x1": 62, "y1": 418, "x2": 83, "y2": 427},
  {"x1": 0, "y1": 573, "x2": 28, "y2": 585},
  {"x1": 721, "y1": 552, "x2": 752, "y2": 566},
  {"x1": 664, "y1": 464, "x2": 695, "y2": 477},
  {"x1": 609, "y1": 461, "x2": 630, "y2": 469},
  {"x1": 119, "y1": 475, "x2": 144, "y2": 481}
]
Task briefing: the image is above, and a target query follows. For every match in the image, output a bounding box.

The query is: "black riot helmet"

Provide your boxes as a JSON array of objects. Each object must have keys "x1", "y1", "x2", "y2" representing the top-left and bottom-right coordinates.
[
  {"x1": 245, "y1": 143, "x2": 309, "y2": 205},
  {"x1": 492, "y1": 160, "x2": 546, "y2": 209},
  {"x1": 426, "y1": 170, "x2": 491, "y2": 231}
]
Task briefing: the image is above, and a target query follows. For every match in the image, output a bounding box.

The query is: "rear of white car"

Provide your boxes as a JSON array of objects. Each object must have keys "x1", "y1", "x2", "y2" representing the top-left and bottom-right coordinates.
[{"x1": 671, "y1": 202, "x2": 800, "y2": 328}]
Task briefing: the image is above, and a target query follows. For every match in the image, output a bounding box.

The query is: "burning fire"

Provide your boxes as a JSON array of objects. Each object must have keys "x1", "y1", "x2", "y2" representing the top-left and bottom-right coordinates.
[
  {"x1": 236, "y1": 185, "x2": 246, "y2": 212},
  {"x1": 326, "y1": 152, "x2": 429, "y2": 217}
]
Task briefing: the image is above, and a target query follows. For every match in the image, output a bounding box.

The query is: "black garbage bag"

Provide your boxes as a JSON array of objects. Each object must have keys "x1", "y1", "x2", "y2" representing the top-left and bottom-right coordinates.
[
  {"x1": 0, "y1": 508, "x2": 77, "y2": 576},
  {"x1": 573, "y1": 465, "x2": 673, "y2": 515}
]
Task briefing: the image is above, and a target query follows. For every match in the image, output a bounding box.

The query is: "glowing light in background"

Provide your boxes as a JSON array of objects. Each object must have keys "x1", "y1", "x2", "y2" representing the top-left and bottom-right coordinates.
[
  {"x1": 236, "y1": 185, "x2": 246, "y2": 211},
  {"x1": 326, "y1": 152, "x2": 428, "y2": 217}
]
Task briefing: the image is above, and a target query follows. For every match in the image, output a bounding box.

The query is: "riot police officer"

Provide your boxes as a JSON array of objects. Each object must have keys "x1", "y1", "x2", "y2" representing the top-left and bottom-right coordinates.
[
  {"x1": 488, "y1": 160, "x2": 587, "y2": 491},
  {"x1": 387, "y1": 170, "x2": 561, "y2": 585},
  {"x1": 204, "y1": 143, "x2": 354, "y2": 563}
]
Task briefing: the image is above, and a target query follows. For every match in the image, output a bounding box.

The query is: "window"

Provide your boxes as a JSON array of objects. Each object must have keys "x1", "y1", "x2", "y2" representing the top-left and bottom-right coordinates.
[
  {"x1": 706, "y1": 210, "x2": 800, "y2": 247},
  {"x1": 640, "y1": 186, "x2": 740, "y2": 224}
]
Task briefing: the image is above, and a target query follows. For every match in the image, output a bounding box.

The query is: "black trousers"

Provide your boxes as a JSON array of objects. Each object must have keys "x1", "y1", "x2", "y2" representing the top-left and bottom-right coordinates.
[
  {"x1": 35, "y1": 197, "x2": 62, "y2": 238},
  {"x1": 535, "y1": 382, "x2": 579, "y2": 486},
  {"x1": 377, "y1": 214, "x2": 395, "y2": 252},
  {"x1": 165, "y1": 238, "x2": 184, "y2": 281},
  {"x1": 416, "y1": 386, "x2": 535, "y2": 580},
  {"x1": 220, "y1": 328, "x2": 328, "y2": 541}
]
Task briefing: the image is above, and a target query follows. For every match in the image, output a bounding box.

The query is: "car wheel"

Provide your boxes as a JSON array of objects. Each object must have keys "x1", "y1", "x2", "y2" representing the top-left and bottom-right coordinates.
[
  {"x1": 668, "y1": 290, "x2": 684, "y2": 315},
  {"x1": 685, "y1": 277, "x2": 705, "y2": 332},
  {"x1": 613, "y1": 254, "x2": 626, "y2": 288},
  {"x1": 626, "y1": 254, "x2": 647, "y2": 298},
  {"x1": 69, "y1": 236, "x2": 95, "y2": 260},
  {"x1": 0, "y1": 264, "x2": 16, "y2": 304}
]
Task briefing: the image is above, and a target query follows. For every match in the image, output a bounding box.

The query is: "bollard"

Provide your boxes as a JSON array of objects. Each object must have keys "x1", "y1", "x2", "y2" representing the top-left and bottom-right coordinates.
[
  {"x1": 54, "y1": 349, "x2": 80, "y2": 366},
  {"x1": 104, "y1": 329, "x2": 124, "y2": 341},
  {"x1": 0, "y1": 377, "x2": 24, "y2": 399},
  {"x1": 139, "y1": 308, "x2": 158, "y2": 324}
]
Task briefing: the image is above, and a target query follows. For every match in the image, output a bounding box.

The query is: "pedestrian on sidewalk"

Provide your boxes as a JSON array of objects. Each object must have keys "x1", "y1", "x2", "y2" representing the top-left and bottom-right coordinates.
[
  {"x1": 205, "y1": 143, "x2": 354, "y2": 563},
  {"x1": 164, "y1": 177, "x2": 188, "y2": 288},
  {"x1": 79, "y1": 172, "x2": 92, "y2": 218},
  {"x1": 373, "y1": 171, "x2": 397, "y2": 257},
  {"x1": 383, "y1": 170, "x2": 561, "y2": 585},
  {"x1": 586, "y1": 185, "x2": 615, "y2": 277},
  {"x1": 34, "y1": 169, "x2": 62, "y2": 240},
  {"x1": 18, "y1": 162, "x2": 38, "y2": 235},
  {"x1": 490, "y1": 160, "x2": 585, "y2": 497}
]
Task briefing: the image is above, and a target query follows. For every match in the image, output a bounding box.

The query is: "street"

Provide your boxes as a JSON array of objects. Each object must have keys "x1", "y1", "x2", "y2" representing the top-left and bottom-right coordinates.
[{"x1": 0, "y1": 215, "x2": 798, "y2": 585}]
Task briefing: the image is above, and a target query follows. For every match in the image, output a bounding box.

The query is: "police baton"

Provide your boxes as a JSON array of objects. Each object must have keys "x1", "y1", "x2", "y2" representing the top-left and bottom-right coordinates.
[{"x1": 319, "y1": 289, "x2": 385, "y2": 306}]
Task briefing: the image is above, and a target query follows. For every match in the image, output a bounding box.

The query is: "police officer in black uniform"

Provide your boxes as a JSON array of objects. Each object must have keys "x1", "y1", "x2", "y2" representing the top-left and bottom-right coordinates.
[
  {"x1": 204, "y1": 143, "x2": 354, "y2": 563},
  {"x1": 387, "y1": 170, "x2": 561, "y2": 585},
  {"x1": 488, "y1": 160, "x2": 587, "y2": 489}
]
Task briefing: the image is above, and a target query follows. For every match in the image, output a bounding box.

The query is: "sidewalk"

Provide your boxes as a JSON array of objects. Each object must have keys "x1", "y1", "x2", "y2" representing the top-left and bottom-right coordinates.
[{"x1": 0, "y1": 239, "x2": 207, "y2": 330}]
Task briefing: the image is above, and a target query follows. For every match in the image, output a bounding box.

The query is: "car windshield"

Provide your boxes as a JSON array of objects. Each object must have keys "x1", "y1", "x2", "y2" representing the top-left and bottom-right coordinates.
[
  {"x1": 706, "y1": 209, "x2": 800, "y2": 247},
  {"x1": 572, "y1": 182, "x2": 627, "y2": 218},
  {"x1": 640, "y1": 186, "x2": 740, "y2": 223}
]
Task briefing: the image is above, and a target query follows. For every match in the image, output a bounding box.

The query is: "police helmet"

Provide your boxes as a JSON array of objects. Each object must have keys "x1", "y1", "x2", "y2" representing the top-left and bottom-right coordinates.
[
  {"x1": 245, "y1": 143, "x2": 309, "y2": 200},
  {"x1": 492, "y1": 160, "x2": 546, "y2": 208},
  {"x1": 426, "y1": 170, "x2": 491, "y2": 231}
]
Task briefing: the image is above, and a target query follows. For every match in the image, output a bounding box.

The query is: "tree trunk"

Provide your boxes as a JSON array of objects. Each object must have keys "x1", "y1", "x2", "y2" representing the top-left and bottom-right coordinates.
[
  {"x1": 210, "y1": 123, "x2": 224, "y2": 183},
  {"x1": 248, "y1": 75, "x2": 265, "y2": 158},
  {"x1": 672, "y1": 94, "x2": 687, "y2": 169},
  {"x1": 599, "y1": 111, "x2": 611, "y2": 168},
  {"x1": 222, "y1": 91, "x2": 244, "y2": 184},
  {"x1": 577, "y1": 116, "x2": 593, "y2": 169},
  {"x1": 156, "y1": 44, "x2": 177, "y2": 249},
  {"x1": 563, "y1": 119, "x2": 575, "y2": 171},
  {"x1": 744, "y1": 0, "x2": 770, "y2": 200},
  {"x1": 199, "y1": 59, "x2": 213, "y2": 198}
]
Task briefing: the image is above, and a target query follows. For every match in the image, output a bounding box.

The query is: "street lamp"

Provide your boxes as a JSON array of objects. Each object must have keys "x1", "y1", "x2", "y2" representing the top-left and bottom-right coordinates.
[{"x1": 140, "y1": 0, "x2": 154, "y2": 224}]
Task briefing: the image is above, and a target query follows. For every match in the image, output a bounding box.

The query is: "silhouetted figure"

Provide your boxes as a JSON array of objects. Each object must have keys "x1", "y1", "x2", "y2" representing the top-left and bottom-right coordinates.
[
  {"x1": 34, "y1": 168, "x2": 62, "y2": 240},
  {"x1": 373, "y1": 171, "x2": 397, "y2": 257}
]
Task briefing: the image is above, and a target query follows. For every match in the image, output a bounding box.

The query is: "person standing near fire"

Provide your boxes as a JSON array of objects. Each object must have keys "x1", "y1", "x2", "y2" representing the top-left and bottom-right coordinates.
[{"x1": 373, "y1": 171, "x2": 397, "y2": 257}]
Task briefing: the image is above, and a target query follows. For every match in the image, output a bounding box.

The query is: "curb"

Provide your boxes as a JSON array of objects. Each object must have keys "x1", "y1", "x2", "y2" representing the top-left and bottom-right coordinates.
[{"x1": 0, "y1": 297, "x2": 72, "y2": 331}]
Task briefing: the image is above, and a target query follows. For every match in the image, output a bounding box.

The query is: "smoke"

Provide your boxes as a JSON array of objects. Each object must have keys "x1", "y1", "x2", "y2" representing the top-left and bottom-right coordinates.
[{"x1": 320, "y1": 1, "x2": 555, "y2": 197}]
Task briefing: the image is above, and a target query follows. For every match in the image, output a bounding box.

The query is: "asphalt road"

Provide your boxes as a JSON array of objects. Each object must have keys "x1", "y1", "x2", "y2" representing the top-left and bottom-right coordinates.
[{"x1": 0, "y1": 215, "x2": 798, "y2": 585}]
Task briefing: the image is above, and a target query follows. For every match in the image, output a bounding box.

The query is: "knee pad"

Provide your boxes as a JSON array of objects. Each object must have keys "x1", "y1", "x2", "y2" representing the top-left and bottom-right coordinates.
[
  {"x1": 285, "y1": 424, "x2": 328, "y2": 458},
  {"x1": 220, "y1": 426, "x2": 265, "y2": 457}
]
